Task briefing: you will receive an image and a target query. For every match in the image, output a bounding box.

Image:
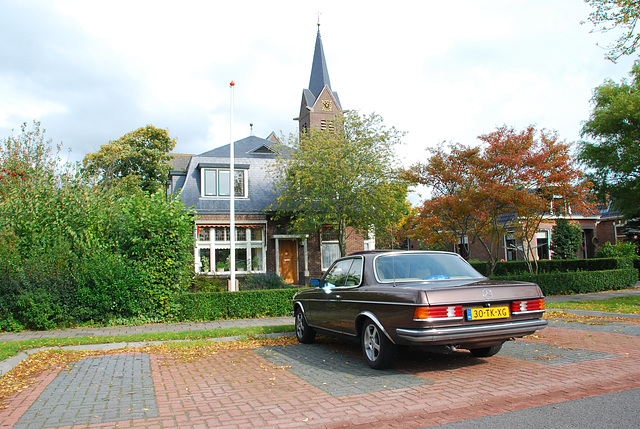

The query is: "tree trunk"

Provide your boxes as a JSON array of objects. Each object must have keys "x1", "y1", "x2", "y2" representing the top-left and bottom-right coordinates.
[{"x1": 338, "y1": 220, "x2": 348, "y2": 257}]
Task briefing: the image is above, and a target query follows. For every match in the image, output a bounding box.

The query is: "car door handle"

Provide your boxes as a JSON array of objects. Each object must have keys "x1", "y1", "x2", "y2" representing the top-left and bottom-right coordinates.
[{"x1": 335, "y1": 295, "x2": 341, "y2": 299}]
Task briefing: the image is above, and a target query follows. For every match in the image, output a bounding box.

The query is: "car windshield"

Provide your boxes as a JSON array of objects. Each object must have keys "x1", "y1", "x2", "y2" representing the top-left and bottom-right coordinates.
[{"x1": 375, "y1": 253, "x2": 483, "y2": 282}]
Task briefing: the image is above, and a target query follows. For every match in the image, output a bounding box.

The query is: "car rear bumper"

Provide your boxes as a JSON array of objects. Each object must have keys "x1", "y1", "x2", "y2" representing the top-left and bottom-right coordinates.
[{"x1": 395, "y1": 319, "x2": 548, "y2": 344}]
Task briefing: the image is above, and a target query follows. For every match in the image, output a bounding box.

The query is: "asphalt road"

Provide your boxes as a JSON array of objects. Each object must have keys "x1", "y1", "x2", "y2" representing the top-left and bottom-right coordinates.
[{"x1": 432, "y1": 388, "x2": 640, "y2": 429}]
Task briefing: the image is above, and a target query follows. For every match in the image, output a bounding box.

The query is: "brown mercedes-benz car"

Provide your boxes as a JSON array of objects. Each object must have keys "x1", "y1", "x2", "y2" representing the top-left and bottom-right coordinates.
[{"x1": 293, "y1": 250, "x2": 547, "y2": 369}]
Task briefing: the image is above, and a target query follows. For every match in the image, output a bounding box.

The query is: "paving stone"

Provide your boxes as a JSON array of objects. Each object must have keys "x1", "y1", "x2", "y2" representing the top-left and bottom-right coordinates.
[
  {"x1": 499, "y1": 340, "x2": 618, "y2": 366},
  {"x1": 255, "y1": 343, "x2": 433, "y2": 397},
  {"x1": 13, "y1": 354, "x2": 158, "y2": 429}
]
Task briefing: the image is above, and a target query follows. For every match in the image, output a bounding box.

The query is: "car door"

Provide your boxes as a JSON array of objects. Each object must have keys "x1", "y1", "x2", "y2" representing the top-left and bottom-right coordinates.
[
  {"x1": 306, "y1": 258, "x2": 357, "y2": 334},
  {"x1": 331, "y1": 257, "x2": 364, "y2": 336}
]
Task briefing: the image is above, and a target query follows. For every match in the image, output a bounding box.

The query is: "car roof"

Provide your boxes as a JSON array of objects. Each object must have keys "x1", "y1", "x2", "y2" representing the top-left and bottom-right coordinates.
[{"x1": 348, "y1": 250, "x2": 459, "y2": 257}]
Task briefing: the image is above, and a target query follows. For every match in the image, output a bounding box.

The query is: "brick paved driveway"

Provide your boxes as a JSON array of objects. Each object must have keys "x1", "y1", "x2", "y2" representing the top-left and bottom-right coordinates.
[{"x1": 2, "y1": 318, "x2": 639, "y2": 428}]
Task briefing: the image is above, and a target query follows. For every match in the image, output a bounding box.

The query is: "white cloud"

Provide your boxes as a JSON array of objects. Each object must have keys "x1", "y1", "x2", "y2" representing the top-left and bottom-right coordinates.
[{"x1": 1, "y1": 0, "x2": 637, "y2": 172}]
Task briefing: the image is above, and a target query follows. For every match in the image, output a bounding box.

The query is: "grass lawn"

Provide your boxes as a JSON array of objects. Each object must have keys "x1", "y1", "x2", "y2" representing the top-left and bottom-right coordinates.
[
  {"x1": 0, "y1": 325, "x2": 294, "y2": 362},
  {"x1": 546, "y1": 295, "x2": 640, "y2": 315}
]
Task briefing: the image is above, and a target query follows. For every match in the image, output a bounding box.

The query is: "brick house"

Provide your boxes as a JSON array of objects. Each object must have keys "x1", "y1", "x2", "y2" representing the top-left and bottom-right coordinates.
[
  {"x1": 168, "y1": 27, "x2": 372, "y2": 285},
  {"x1": 446, "y1": 204, "x2": 627, "y2": 262}
]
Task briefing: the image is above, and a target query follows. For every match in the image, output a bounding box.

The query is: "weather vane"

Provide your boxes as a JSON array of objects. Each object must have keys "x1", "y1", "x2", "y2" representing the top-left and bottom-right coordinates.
[{"x1": 316, "y1": 11, "x2": 321, "y2": 28}]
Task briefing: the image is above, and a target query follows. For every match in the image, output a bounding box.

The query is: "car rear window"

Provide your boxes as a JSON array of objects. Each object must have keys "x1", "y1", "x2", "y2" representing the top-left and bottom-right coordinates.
[{"x1": 375, "y1": 253, "x2": 483, "y2": 282}]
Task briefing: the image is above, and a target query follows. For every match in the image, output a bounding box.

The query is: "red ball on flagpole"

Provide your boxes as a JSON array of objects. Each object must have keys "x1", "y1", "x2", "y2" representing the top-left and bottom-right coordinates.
[{"x1": 230, "y1": 81, "x2": 235, "y2": 87}]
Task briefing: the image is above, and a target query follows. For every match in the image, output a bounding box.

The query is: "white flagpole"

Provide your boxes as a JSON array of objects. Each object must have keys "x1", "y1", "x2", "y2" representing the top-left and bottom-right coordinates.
[{"x1": 229, "y1": 81, "x2": 236, "y2": 292}]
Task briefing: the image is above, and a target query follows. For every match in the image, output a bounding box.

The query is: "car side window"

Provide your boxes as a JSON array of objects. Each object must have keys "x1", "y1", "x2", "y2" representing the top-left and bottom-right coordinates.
[
  {"x1": 345, "y1": 258, "x2": 362, "y2": 286},
  {"x1": 324, "y1": 258, "x2": 362, "y2": 288}
]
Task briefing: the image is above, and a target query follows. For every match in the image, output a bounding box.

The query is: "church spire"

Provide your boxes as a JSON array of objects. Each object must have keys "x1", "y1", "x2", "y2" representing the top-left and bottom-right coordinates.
[
  {"x1": 296, "y1": 22, "x2": 341, "y2": 134},
  {"x1": 308, "y1": 25, "x2": 331, "y2": 98}
]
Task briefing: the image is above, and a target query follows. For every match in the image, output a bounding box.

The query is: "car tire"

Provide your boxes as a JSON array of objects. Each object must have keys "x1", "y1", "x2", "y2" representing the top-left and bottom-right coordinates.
[
  {"x1": 469, "y1": 343, "x2": 503, "y2": 357},
  {"x1": 361, "y1": 319, "x2": 396, "y2": 369},
  {"x1": 295, "y1": 308, "x2": 316, "y2": 344}
]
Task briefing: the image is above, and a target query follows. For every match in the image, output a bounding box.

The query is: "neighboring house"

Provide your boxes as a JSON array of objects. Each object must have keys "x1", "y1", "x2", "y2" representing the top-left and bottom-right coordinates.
[
  {"x1": 448, "y1": 203, "x2": 627, "y2": 262},
  {"x1": 168, "y1": 26, "x2": 371, "y2": 285}
]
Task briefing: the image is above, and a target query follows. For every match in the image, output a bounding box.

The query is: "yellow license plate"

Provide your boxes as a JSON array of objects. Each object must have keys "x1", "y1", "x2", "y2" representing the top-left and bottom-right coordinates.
[{"x1": 466, "y1": 306, "x2": 509, "y2": 321}]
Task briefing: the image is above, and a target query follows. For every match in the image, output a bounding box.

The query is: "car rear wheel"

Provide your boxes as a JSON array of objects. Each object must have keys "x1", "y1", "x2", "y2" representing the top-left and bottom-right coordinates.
[
  {"x1": 361, "y1": 320, "x2": 396, "y2": 369},
  {"x1": 295, "y1": 308, "x2": 316, "y2": 344},
  {"x1": 469, "y1": 343, "x2": 503, "y2": 357}
]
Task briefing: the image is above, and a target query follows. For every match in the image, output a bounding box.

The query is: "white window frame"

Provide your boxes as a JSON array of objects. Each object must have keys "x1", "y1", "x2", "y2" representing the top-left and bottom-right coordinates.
[
  {"x1": 195, "y1": 225, "x2": 266, "y2": 274},
  {"x1": 200, "y1": 168, "x2": 247, "y2": 198},
  {"x1": 535, "y1": 230, "x2": 550, "y2": 260},
  {"x1": 321, "y1": 228, "x2": 340, "y2": 271}
]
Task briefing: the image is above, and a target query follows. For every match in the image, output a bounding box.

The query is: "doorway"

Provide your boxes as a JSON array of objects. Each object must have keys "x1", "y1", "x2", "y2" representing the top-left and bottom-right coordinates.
[{"x1": 279, "y1": 239, "x2": 298, "y2": 284}]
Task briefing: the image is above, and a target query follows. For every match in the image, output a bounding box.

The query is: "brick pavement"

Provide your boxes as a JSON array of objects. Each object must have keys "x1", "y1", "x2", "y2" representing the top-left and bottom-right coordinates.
[{"x1": 1, "y1": 317, "x2": 639, "y2": 428}]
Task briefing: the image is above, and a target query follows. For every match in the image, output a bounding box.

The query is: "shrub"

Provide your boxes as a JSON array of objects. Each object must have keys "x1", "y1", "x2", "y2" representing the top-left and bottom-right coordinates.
[
  {"x1": 470, "y1": 258, "x2": 634, "y2": 276},
  {"x1": 242, "y1": 272, "x2": 290, "y2": 290},
  {"x1": 71, "y1": 249, "x2": 145, "y2": 322},
  {"x1": 596, "y1": 241, "x2": 639, "y2": 259},
  {"x1": 177, "y1": 289, "x2": 298, "y2": 321},
  {"x1": 190, "y1": 275, "x2": 227, "y2": 293},
  {"x1": 493, "y1": 268, "x2": 638, "y2": 296},
  {"x1": 15, "y1": 288, "x2": 63, "y2": 330}
]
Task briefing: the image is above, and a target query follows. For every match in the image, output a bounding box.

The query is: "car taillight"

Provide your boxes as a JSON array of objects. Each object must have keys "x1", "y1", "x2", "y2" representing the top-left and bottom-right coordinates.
[
  {"x1": 414, "y1": 305, "x2": 463, "y2": 321},
  {"x1": 511, "y1": 299, "x2": 545, "y2": 313}
]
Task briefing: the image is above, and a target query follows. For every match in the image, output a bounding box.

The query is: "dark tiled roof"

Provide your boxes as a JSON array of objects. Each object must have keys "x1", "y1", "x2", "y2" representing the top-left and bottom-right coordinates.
[
  {"x1": 172, "y1": 135, "x2": 283, "y2": 215},
  {"x1": 198, "y1": 135, "x2": 278, "y2": 158},
  {"x1": 167, "y1": 153, "x2": 193, "y2": 171}
]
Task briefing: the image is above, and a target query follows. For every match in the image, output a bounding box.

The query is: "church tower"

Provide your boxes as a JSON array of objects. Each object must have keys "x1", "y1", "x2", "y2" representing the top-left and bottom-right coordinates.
[{"x1": 296, "y1": 24, "x2": 342, "y2": 134}]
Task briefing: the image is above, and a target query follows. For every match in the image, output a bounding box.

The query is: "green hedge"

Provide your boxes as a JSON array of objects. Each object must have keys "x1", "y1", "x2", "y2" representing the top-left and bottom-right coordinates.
[
  {"x1": 470, "y1": 258, "x2": 634, "y2": 276},
  {"x1": 492, "y1": 268, "x2": 638, "y2": 296},
  {"x1": 176, "y1": 288, "x2": 298, "y2": 321}
]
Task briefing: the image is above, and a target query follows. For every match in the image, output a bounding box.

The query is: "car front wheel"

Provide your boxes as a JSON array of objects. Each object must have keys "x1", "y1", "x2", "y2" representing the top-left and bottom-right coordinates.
[
  {"x1": 295, "y1": 308, "x2": 316, "y2": 344},
  {"x1": 361, "y1": 320, "x2": 396, "y2": 369},
  {"x1": 469, "y1": 343, "x2": 503, "y2": 357}
]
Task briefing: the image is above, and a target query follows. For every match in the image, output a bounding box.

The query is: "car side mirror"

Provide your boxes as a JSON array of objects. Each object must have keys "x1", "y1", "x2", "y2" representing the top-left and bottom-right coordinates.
[{"x1": 310, "y1": 278, "x2": 321, "y2": 287}]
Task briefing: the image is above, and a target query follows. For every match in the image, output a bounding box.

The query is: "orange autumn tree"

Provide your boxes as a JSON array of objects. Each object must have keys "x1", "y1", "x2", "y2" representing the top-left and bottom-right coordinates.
[
  {"x1": 404, "y1": 143, "x2": 490, "y2": 255},
  {"x1": 406, "y1": 125, "x2": 593, "y2": 275}
]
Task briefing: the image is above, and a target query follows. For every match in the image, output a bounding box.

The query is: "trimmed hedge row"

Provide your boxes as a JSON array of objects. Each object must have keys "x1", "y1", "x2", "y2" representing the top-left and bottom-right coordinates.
[
  {"x1": 174, "y1": 259, "x2": 640, "y2": 322},
  {"x1": 470, "y1": 257, "x2": 634, "y2": 276},
  {"x1": 492, "y1": 268, "x2": 638, "y2": 296},
  {"x1": 176, "y1": 288, "x2": 298, "y2": 321}
]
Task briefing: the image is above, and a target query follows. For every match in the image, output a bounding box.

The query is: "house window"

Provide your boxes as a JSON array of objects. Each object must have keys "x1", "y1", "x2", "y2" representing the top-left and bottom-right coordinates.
[
  {"x1": 536, "y1": 231, "x2": 550, "y2": 260},
  {"x1": 202, "y1": 168, "x2": 246, "y2": 197},
  {"x1": 456, "y1": 236, "x2": 469, "y2": 259},
  {"x1": 195, "y1": 226, "x2": 265, "y2": 273},
  {"x1": 505, "y1": 235, "x2": 517, "y2": 261},
  {"x1": 615, "y1": 222, "x2": 627, "y2": 241},
  {"x1": 321, "y1": 227, "x2": 340, "y2": 270}
]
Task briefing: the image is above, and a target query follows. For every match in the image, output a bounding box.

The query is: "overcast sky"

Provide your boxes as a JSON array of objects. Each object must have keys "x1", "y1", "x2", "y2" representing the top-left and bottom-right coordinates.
[{"x1": 1, "y1": 0, "x2": 636, "y2": 177}]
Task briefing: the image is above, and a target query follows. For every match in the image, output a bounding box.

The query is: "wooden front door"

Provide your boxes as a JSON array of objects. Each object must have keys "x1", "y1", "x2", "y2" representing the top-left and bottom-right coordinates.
[{"x1": 279, "y1": 240, "x2": 298, "y2": 285}]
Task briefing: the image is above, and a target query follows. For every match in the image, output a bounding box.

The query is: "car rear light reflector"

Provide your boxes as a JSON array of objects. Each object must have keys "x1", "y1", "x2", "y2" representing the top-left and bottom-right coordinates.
[
  {"x1": 511, "y1": 299, "x2": 545, "y2": 313},
  {"x1": 414, "y1": 305, "x2": 463, "y2": 321}
]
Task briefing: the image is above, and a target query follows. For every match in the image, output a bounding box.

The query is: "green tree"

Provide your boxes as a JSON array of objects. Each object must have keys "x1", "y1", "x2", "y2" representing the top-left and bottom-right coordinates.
[
  {"x1": 620, "y1": 216, "x2": 640, "y2": 248},
  {"x1": 1, "y1": 123, "x2": 194, "y2": 330},
  {"x1": 580, "y1": 63, "x2": 640, "y2": 219},
  {"x1": 82, "y1": 125, "x2": 176, "y2": 193},
  {"x1": 550, "y1": 218, "x2": 583, "y2": 259},
  {"x1": 583, "y1": 0, "x2": 640, "y2": 62},
  {"x1": 272, "y1": 111, "x2": 408, "y2": 256}
]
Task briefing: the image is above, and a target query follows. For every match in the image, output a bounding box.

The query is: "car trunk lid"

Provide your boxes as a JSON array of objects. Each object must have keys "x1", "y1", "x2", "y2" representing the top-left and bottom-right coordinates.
[{"x1": 422, "y1": 280, "x2": 543, "y2": 306}]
